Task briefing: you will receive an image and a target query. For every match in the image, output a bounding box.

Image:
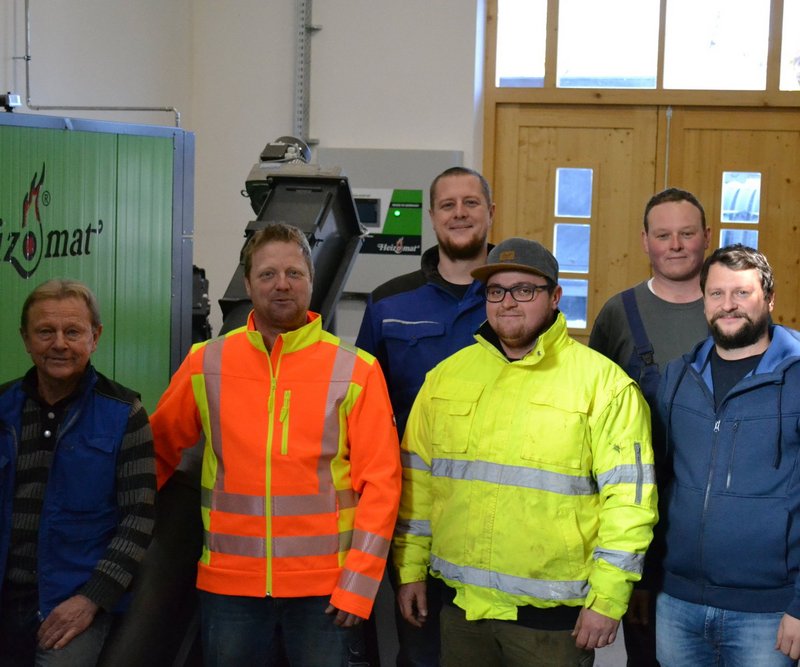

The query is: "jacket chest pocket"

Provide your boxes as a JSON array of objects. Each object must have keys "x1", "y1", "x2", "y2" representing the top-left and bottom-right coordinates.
[
  {"x1": 431, "y1": 381, "x2": 484, "y2": 453},
  {"x1": 383, "y1": 320, "x2": 446, "y2": 347},
  {"x1": 522, "y1": 402, "x2": 588, "y2": 470},
  {"x1": 53, "y1": 435, "x2": 117, "y2": 510}
]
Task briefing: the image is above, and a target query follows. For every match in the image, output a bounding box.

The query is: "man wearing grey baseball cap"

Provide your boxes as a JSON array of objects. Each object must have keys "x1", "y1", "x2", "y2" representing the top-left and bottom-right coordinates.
[{"x1": 393, "y1": 237, "x2": 657, "y2": 666}]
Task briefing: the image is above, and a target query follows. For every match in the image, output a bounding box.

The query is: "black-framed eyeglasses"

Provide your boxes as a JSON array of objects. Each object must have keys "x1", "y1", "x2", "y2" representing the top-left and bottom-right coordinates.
[{"x1": 485, "y1": 283, "x2": 549, "y2": 303}]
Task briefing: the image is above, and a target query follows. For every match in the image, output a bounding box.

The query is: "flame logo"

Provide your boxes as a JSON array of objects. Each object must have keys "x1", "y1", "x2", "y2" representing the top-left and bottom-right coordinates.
[{"x1": 9, "y1": 163, "x2": 45, "y2": 277}]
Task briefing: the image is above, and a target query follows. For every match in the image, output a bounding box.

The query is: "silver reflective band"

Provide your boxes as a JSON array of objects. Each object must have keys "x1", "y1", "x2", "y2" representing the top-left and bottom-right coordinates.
[
  {"x1": 593, "y1": 547, "x2": 644, "y2": 574},
  {"x1": 432, "y1": 555, "x2": 589, "y2": 601}
]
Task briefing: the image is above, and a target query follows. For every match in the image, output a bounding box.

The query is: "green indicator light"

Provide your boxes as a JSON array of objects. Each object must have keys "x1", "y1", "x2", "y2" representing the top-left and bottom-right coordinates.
[{"x1": 393, "y1": 210, "x2": 401, "y2": 217}]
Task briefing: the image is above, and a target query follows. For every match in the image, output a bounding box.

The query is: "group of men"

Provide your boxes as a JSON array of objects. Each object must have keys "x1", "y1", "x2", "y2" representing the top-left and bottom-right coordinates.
[{"x1": 2, "y1": 166, "x2": 800, "y2": 667}]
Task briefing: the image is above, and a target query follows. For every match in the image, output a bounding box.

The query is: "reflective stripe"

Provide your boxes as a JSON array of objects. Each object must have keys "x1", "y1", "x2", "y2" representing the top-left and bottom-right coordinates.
[
  {"x1": 432, "y1": 458, "x2": 598, "y2": 496},
  {"x1": 401, "y1": 450, "x2": 430, "y2": 472},
  {"x1": 593, "y1": 547, "x2": 644, "y2": 574},
  {"x1": 274, "y1": 533, "x2": 342, "y2": 558},
  {"x1": 201, "y1": 487, "x2": 266, "y2": 515},
  {"x1": 203, "y1": 338, "x2": 226, "y2": 484},
  {"x1": 432, "y1": 555, "x2": 589, "y2": 601},
  {"x1": 351, "y1": 528, "x2": 390, "y2": 558},
  {"x1": 206, "y1": 532, "x2": 266, "y2": 558},
  {"x1": 272, "y1": 488, "x2": 359, "y2": 517},
  {"x1": 395, "y1": 518, "x2": 431, "y2": 537},
  {"x1": 320, "y1": 347, "x2": 357, "y2": 463},
  {"x1": 597, "y1": 463, "x2": 656, "y2": 491},
  {"x1": 339, "y1": 568, "x2": 381, "y2": 601}
]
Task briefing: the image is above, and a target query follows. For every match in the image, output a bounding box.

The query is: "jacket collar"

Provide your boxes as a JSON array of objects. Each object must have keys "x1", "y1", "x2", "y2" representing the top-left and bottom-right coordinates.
[
  {"x1": 475, "y1": 311, "x2": 570, "y2": 364},
  {"x1": 244, "y1": 309, "x2": 323, "y2": 355}
]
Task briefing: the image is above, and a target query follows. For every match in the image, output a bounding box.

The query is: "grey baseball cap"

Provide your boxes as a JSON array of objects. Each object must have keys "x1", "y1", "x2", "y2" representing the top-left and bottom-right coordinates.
[{"x1": 471, "y1": 237, "x2": 559, "y2": 284}]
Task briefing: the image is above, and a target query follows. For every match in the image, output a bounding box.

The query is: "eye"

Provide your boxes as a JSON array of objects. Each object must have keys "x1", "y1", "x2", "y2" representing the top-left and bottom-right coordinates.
[
  {"x1": 260, "y1": 271, "x2": 275, "y2": 280},
  {"x1": 513, "y1": 285, "x2": 534, "y2": 299}
]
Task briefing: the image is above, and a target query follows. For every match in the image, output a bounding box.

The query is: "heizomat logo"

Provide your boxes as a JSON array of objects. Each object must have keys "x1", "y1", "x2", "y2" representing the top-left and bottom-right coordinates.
[{"x1": 1, "y1": 163, "x2": 105, "y2": 279}]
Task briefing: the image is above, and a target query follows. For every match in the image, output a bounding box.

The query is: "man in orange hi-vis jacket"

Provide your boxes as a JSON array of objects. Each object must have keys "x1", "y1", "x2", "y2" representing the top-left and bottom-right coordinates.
[{"x1": 150, "y1": 222, "x2": 402, "y2": 667}]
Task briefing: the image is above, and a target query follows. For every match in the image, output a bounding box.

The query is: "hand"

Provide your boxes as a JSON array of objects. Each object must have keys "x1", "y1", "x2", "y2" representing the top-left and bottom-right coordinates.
[
  {"x1": 624, "y1": 589, "x2": 651, "y2": 625},
  {"x1": 37, "y1": 594, "x2": 98, "y2": 650},
  {"x1": 572, "y1": 607, "x2": 619, "y2": 650},
  {"x1": 324, "y1": 604, "x2": 364, "y2": 627},
  {"x1": 397, "y1": 581, "x2": 428, "y2": 628},
  {"x1": 775, "y1": 613, "x2": 800, "y2": 659}
]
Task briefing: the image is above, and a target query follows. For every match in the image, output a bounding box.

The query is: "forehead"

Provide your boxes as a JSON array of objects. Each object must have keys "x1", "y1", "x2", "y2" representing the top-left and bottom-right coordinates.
[
  {"x1": 487, "y1": 269, "x2": 546, "y2": 285},
  {"x1": 433, "y1": 175, "x2": 485, "y2": 203},
  {"x1": 647, "y1": 200, "x2": 703, "y2": 231},
  {"x1": 26, "y1": 297, "x2": 92, "y2": 325},
  {"x1": 705, "y1": 264, "x2": 762, "y2": 289},
  {"x1": 251, "y1": 240, "x2": 307, "y2": 265}
]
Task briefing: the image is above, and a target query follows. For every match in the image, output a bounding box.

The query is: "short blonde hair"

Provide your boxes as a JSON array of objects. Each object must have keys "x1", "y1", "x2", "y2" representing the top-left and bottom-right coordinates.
[{"x1": 21, "y1": 279, "x2": 102, "y2": 331}]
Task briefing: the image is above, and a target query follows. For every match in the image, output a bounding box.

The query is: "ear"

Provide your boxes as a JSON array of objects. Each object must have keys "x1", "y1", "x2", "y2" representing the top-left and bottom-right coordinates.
[
  {"x1": 20, "y1": 327, "x2": 31, "y2": 354},
  {"x1": 703, "y1": 226, "x2": 712, "y2": 249},
  {"x1": 551, "y1": 284, "x2": 563, "y2": 310},
  {"x1": 91, "y1": 324, "x2": 103, "y2": 353},
  {"x1": 641, "y1": 229, "x2": 650, "y2": 255}
]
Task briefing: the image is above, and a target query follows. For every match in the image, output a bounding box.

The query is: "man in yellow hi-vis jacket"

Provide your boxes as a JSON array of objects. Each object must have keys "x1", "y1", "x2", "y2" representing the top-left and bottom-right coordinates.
[{"x1": 393, "y1": 237, "x2": 658, "y2": 666}]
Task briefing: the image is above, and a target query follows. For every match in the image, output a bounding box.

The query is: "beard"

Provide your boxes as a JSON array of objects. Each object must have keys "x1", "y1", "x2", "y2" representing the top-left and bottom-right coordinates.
[
  {"x1": 710, "y1": 310, "x2": 770, "y2": 350},
  {"x1": 438, "y1": 231, "x2": 487, "y2": 261}
]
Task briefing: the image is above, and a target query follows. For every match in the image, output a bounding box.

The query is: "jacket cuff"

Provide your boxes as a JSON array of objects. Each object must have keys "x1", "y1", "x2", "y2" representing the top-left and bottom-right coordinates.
[{"x1": 78, "y1": 572, "x2": 125, "y2": 612}]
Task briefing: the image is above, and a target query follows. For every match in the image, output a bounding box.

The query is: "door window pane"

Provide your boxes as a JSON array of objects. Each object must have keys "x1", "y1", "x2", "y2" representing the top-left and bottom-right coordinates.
[
  {"x1": 557, "y1": 0, "x2": 659, "y2": 89},
  {"x1": 560, "y1": 279, "x2": 588, "y2": 328},
  {"x1": 720, "y1": 229, "x2": 759, "y2": 248},
  {"x1": 496, "y1": 0, "x2": 547, "y2": 87},
  {"x1": 555, "y1": 168, "x2": 593, "y2": 218},
  {"x1": 664, "y1": 0, "x2": 770, "y2": 90},
  {"x1": 721, "y1": 172, "x2": 761, "y2": 223},
  {"x1": 554, "y1": 224, "x2": 590, "y2": 273},
  {"x1": 780, "y1": 0, "x2": 800, "y2": 90}
]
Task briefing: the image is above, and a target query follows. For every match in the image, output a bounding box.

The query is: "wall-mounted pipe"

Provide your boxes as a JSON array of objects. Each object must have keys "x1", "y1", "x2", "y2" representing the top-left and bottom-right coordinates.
[{"x1": 21, "y1": 0, "x2": 181, "y2": 127}]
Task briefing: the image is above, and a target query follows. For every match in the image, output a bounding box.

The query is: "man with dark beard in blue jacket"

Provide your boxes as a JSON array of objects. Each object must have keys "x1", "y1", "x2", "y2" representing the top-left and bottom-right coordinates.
[{"x1": 657, "y1": 245, "x2": 800, "y2": 666}]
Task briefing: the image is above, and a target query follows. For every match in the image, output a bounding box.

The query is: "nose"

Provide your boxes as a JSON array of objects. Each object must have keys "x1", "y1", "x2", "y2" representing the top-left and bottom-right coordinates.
[
  {"x1": 669, "y1": 233, "x2": 683, "y2": 250},
  {"x1": 51, "y1": 331, "x2": 68, "y2": 347},
  {"x1": 500, "y1": 290, "x2": 518, "y2": 306},
  {"x1": 274, "y1": 272, "x2": 291, "y2": 289},
  {"x1": 453, "y1": 201, "x2": 468, "y2": 218},
  {"x1": 721, "y1": 293, "x2": 738, "y2": 311}
]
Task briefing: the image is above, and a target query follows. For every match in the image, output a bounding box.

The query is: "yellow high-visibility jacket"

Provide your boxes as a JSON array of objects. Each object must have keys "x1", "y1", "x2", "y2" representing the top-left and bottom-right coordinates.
[
  {"x1": 151, "y1": 311, "x2": 401, "y2": 619},
  {"x1": 393, "y1": 312, "x2": 657, "y2": 622}
]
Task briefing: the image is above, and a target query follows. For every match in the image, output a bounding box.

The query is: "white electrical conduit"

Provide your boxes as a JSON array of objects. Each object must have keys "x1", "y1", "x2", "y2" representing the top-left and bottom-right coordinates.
[{"x1": 17, "y1": 0, "x2": 181, "y2": 126}]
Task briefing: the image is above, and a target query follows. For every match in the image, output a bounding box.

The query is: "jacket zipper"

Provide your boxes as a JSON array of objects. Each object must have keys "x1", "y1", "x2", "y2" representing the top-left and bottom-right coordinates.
[{"x1": 725, "y1": 421, "x2": 740, "y2": 489}]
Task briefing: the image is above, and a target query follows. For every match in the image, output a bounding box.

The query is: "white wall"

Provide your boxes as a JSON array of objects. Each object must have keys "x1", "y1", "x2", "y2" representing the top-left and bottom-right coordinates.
[{"x1": 1, "y1": 0, "x2": 484, "y2": 335}]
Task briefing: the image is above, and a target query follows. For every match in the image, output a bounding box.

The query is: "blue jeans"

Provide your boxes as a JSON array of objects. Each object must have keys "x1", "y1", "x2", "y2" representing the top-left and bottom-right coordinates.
[
  {"x1": 199, "y1": 591, "x2": 352, "y2": 667},
  {"x1": 656, "y1": 592, "x2": 797, "y2": 667},
  {"x1": 0, "y1": 586, "x2": 112, "y2": 667}
]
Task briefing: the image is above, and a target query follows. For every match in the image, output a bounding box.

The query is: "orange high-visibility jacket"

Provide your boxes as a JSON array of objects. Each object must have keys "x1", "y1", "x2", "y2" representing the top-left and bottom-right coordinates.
[{"x1": 151, "y1": 311, "x2": 401, "y2": 619}]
